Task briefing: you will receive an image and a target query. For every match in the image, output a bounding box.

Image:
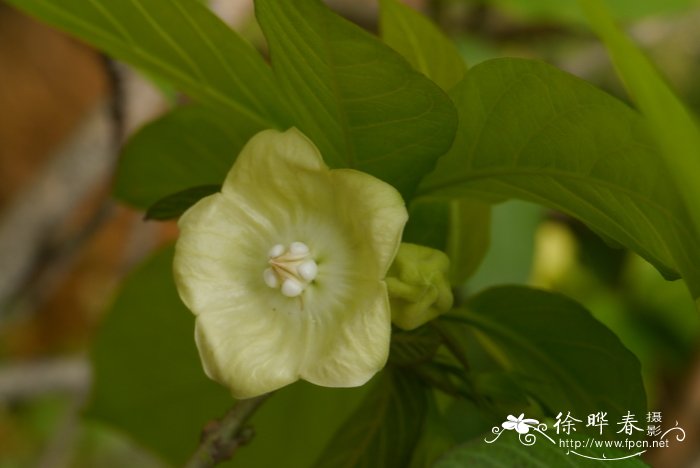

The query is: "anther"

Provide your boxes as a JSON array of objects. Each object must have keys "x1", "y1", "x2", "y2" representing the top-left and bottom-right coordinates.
[
  {"x1": 263, "y1": 242, "x2": 318, "y2": 298},
  {"x1": 263, "y1": 268, "x2": 279, "y2": 288},
  {"x1": 281, "y1": 278, "x2": 304, "y2": 297},
  {"x1": 289, "y1": 241, "x2": 310, "y2": 256},
  {"x1": 298, "y1": 260, "x2": 318, "y2": 281},
  {"x1": 268, "y1": 244, "x2": 285, "y2": 258}
]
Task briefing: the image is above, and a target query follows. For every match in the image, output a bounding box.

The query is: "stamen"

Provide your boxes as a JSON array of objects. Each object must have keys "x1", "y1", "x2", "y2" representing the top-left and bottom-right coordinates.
[
  {"x1": 263, "y1": 268, "x2": 279, "y2": 288},
  {"x1": 263, "y1": 242, "x2": 318, "y2": 298},
  {"x1": 282, "y1": 278, "x2": 304, "y2": 297},
  {"x1": 289, "y1": 241, "x2": 310, "y2": 256},
  {"x1": 268, "y1": 244, "x2": 285, "y2": 258},
  {"x1": 298, "y1": 260, "x2": 318, "y2": 281}
]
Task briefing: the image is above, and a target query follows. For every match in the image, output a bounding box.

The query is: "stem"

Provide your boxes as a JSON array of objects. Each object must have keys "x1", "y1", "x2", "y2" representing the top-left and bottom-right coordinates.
[{"x1": 185, "y1": 393, "x2": 270, "y2": 468}]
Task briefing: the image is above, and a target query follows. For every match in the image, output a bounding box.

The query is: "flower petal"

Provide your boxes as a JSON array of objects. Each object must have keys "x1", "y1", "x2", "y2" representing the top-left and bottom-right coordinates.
[
  {"x1": 194, "y1": 298, "x2": 306, "y2": 398},
  {"x1": 515, "y1": 423, "x2": 531, "y2": 434},
  {"x1": 330, "y1": 169, "x2": 408, "y2": 276},
  {"x1": 221, "y1": 128, "x2": 334, "y2": 222},
  {"x1": 174, "y1": 194, "x2": 275, "y2": 316},
  {"x1": 502, "y1": 422, "x2": 517, "y2": 430},
  {"x1": 300, "y1": 282, "x2": 391, "y2": 388}
]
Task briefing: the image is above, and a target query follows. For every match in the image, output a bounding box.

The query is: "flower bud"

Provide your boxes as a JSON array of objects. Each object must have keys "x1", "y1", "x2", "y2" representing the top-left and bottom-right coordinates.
[{"x1": 386, "y1": 243, "x2": 453, "y2": 330}]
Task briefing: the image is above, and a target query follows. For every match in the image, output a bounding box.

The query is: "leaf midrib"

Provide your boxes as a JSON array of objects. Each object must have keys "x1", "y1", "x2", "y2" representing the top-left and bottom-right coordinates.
[
  {"x1": 273, "y1": 2, "x2": 358, "y2": 168},
  {"x1": 421, "y1": 165, "x2": 688, "y2": 241}
]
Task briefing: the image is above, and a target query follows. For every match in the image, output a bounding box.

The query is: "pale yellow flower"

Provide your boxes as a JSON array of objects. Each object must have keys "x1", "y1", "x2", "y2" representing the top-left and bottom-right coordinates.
[{"x1": 173, "y1": 128, "x2": 408, "y2": 398}]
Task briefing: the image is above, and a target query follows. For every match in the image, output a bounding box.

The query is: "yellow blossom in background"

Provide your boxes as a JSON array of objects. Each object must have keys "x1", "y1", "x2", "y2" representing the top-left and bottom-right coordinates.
[
  {"x1": 173, "y1": 128, "x2": 408, "y2": 398},
  {"x1": 530, "y1": 221, "x2": 578, "y2": 289}
]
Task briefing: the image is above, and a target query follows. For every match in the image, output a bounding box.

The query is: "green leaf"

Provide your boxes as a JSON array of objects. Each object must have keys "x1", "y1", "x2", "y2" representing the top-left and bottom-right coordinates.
[
  {"x1": 435, "y1": 433, "x2": 650, "y2": 467},
  {"x1": 313, "y1": 369, "x2": 429, "y2": 468},
  {"x1": 145, "y1": 185, "x2": 220, "y2": 221},
  {"x1": 402, "y1": 201, "x2": 450, "y2": 252},
  {"x1": 444, "y1": 286, "x2": 647, "y2": 422},
  {"x1": 446, "y1": 200, "x2": 491, "y2": 286},
  {"x1": 86, "y1": 246, "x2": 232, "y2": 465},
  {"x1": 579, "y1": 0, "x2": 700, "y2": 301},
  {"x1": 403, "y1": 199, "x2": 491, "y2": 286},
  {"x1": 232, "y1": 382, "x2": 371, "y2": 468},
  {"x1": 115, "y1": 105, "x2": 254, "y2": 209},
  {"x1": 418, "y1": 58, "x2": 700, "y2": 292},
  {"x1": 379, "y1": 0, "x2": 467, "y2": 91},
  {"x1": 7, "y1": 0, "x2": 288, "y2": 127},
  {"x1": 254, "y1": 0, "x2": 458, "y2": 198}
]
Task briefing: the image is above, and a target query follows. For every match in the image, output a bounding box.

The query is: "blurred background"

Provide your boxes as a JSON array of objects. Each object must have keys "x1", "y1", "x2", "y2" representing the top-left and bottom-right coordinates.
[{"x1": 1, "y1": 0, "x2": 700, "y2": 466}]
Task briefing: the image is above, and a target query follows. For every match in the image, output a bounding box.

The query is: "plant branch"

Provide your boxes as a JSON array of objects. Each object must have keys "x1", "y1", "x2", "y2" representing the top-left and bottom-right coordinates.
[{"x1": 185, "y1": 393, "x2": 271, "y2": 468}]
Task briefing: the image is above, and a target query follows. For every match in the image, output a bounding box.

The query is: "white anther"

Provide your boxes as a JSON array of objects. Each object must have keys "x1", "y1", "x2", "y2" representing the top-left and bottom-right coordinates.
[
  {"x1": 265, "y1": 242, "x2": 318, "y2": 298},
  {"x1": 297, "y1": 260, "x2": 318, "y2": 282},
  {"x1": 263, "y1": 268, "x2": 279, "y2": 288},
  {"x1": 281, "y1": 278, "x2": 304, "y2": 297},
  {"x1": 268, "y1": 244, "x2": 285, "y2": 258},
  {"x1": 289, "y1": 241, "x2": 310, "y2": 256}
]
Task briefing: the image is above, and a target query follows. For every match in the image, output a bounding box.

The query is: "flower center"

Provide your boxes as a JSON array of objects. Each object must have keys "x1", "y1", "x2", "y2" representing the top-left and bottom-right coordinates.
[{"x1": 263, "y1": 242, "x2": 318, "y2": 297}]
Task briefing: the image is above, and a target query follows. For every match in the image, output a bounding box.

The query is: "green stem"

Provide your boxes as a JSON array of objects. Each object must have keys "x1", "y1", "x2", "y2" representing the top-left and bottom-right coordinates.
[{"x1": 184, "y1": 393, "x2": 270, "y2": 468}]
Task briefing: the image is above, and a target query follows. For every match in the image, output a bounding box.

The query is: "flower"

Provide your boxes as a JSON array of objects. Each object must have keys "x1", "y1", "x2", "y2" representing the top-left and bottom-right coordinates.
[
  {"x1": 173, "y1": 128, "x2": 408, "y2": 398},
  {"x1": 502, "y1": 414, "x2": 540, "y2": 434}
]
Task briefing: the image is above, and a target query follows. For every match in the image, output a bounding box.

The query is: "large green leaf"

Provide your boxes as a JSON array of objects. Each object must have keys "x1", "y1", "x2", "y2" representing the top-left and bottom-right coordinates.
[
  {"x1": 418, "y1": 58, "x2": 700, "y2": 295},
  {"x1": 312, "y1": 369, "x2": 429, "y2": 468},
  {"x1": 86, "y1": 246, "x2": 232, "y2": 465},
  {"x1": 144, "y1": 185, "x2": 221, "y2": 220},
  {"x1": 378, "y1": 0, "x2": 467, "y2": 91},
  {"x1": 580, "y1": 0, "x2": 700, "y2": 303},
  {"x1": 443, "y1": 286, "x2": 646, "y2": 423},
  {"x1": 445, "y1": 200, "x2": 492, "y2": 286},
  {"x1": 114, "y1": 105, "x2": 254, "y2": 209},
  {"x1": 254, "y1": 0, "x2": 458, "y2": 198},
  {"x1": 7, "y1": 0, "x2": 288, "y2": 128},
  {"x1": 435, "y1": 434, "x2": 650, "y2": 467}
]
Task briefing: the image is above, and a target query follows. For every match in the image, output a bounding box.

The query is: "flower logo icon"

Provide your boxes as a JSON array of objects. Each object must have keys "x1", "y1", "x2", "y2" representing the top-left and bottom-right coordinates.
[{"x1": 502, "y1": 414, "x2": 540, "y2": 434}]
